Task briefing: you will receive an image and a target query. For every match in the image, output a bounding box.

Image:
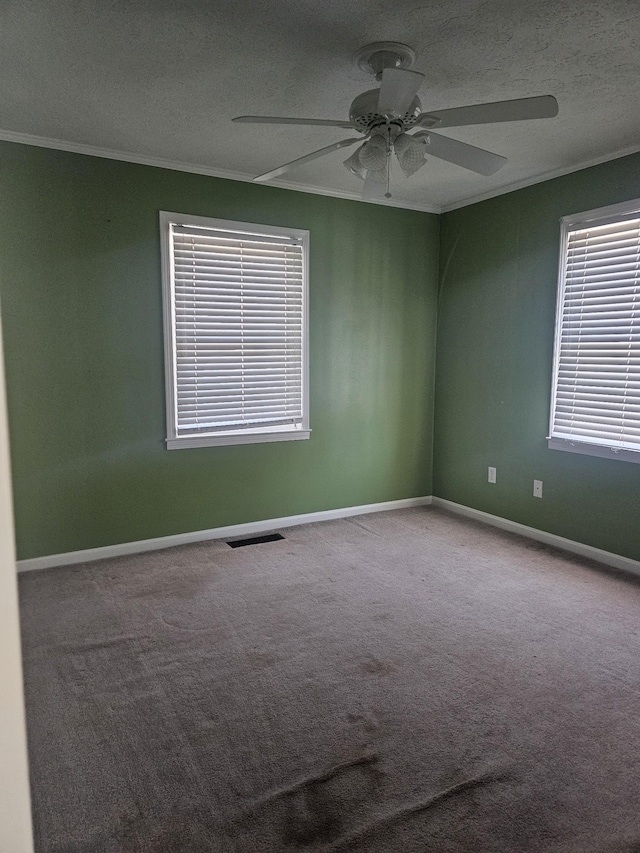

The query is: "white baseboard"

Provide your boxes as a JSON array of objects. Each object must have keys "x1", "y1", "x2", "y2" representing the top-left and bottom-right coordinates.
[
  {"x1": 431, "y1": 497, "x2": 640, "y2": 577},
  {"x1": 17, "y1": 496, "x2": 433, "y2": 573},
  {"x1": 20, "y1": 495, "x2": 638, "y2": 579}
]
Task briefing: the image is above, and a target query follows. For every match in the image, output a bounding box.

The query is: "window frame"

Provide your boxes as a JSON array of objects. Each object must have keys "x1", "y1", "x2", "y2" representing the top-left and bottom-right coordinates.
[
  {"x1": 160, "y1": 211, "x2": 311, "y2": 450},
  {"x1": 548, "y1": 197, "x2": 640, "y2": 464}
]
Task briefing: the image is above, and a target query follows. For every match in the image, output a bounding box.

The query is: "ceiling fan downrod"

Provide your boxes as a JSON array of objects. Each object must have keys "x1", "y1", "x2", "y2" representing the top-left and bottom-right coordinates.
[{"x1": 353, "y1": 42, "x2": 417, "y2": 79}]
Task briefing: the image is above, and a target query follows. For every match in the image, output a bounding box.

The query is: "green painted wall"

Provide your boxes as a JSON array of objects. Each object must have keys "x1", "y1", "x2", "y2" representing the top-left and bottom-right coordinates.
[
  {"x1": 7, "y1": 139, "x2": 640, "y2": 564},
  {"x1": 434, "y1": 152, "x2": 640, "y2": 562},
  {"x1": 0, "y1": 142, "x2": 439, "y2": 560}
]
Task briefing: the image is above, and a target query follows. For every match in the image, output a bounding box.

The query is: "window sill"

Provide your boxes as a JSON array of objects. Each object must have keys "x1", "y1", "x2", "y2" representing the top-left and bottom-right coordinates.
[
  {"x1": 548, "y1": 436, "x2": 640, "y2": 465},
  {"x1": 166, "y1": 428, "x2": 311, "y2": 450}
]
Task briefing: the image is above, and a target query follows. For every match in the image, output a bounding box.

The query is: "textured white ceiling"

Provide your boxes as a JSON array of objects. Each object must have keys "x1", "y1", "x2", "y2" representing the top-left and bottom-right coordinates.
[{"x1": 1, "y1": 0, "x2": 639, "y2": 211}]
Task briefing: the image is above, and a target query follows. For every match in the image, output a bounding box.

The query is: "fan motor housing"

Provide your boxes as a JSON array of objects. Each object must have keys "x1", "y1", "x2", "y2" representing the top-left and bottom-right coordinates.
[{"x1": 348, "y1": 89, "x2": 422, "y2": 131}]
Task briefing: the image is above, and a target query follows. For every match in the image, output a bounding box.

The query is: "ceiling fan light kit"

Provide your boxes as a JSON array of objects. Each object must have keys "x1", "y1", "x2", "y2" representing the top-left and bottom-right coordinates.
[
  {"x1": 342, "y1": 126, "x2": 429, "y2": 196},
  {"x1": 233, "y1": 42, "x2": 559, "y2": 200}
]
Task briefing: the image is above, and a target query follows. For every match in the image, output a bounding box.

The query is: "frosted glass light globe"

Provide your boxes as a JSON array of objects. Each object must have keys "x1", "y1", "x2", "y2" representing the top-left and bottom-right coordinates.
[
  {"x1": 393, "y1": 133, "x2": 412, "y2": 155},
  {"x1": 343, "y1": 147, "x2": 366, "y2": 179},
  {"x1": 359, "y1": 136, "x2": 387, "y2": 171},
  {"x1": 394, "y1": 133, "x2": 427, "y2": 177}
]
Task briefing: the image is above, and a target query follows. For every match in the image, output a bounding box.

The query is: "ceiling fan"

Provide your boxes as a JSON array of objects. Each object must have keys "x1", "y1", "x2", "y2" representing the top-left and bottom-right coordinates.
[{"x1": 233, "y1": 42, "x2": 559, "y2": 200}]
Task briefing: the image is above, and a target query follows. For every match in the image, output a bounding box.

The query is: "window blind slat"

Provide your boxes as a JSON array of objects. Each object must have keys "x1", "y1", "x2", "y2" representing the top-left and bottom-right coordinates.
[
  {"x1": 174, "y1": 270, "x2": 303, "y2": 282},
  {"x1": 173, "y1": 226, "x2": 301, "y2": 245}
]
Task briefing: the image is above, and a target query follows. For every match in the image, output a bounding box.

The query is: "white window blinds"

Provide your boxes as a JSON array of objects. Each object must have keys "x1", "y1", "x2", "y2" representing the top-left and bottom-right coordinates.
[
  {"x1": 161, "y1": 213, "x2": 309, "y2": 448},
  {"x1": 550, "y1": 206, "x2": 640, "y2": 460}
]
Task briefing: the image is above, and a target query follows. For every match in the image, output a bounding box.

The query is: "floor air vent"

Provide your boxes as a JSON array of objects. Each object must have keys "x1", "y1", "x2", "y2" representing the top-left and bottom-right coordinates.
[{"x1": 227, "y1": 533, "x2": 285, "y2": 548}]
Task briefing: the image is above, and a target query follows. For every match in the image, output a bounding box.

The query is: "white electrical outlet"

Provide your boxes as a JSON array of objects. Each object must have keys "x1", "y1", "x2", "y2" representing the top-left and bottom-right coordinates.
[
  {"x1": 488, "y1": 467, "x2": 496, "y2": 484},
  {"x1": 533, "y1": 479, "x2": 543, "y2": 498}
]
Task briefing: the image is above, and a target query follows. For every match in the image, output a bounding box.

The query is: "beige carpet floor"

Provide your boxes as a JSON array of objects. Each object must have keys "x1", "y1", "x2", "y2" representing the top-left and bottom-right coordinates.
[{"x1": 19, "y1": 507, "x2": 640, "y2": 852}]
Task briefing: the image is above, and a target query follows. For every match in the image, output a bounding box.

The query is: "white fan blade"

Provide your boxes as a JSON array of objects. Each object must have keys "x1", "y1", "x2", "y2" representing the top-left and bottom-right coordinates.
[
  {"x1": 254, "y1": 138, "x2": 362, "y2": 182},
  {"x1": 233, "y1": 115, "x2": 354, "y2": 128},
  {"x1": 413, "y1": 131, "x2": 506, "y2": 176},
  {"x1": 377, "y1": 68, "x2": 425, "y2": 118},
  {"x1": 362, "y1": 169, "x2": 389, "y2": 200},
  {"x1": 417, "y1": 95, "x2": 558, "y2": 128}
]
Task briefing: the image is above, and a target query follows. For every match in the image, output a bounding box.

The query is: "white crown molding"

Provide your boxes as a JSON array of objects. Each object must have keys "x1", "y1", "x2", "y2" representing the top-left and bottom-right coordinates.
[
  {"x1": 16, "y1": 496, "x2": 432, "y2": 572},
  {"x1": 440, "y1": 143, "x2": 640, "y2": 213},
  {"x1": 2, "y1": 127, "x2": 639, "y2": 223},
  {"x1": 0, "y1": 128, "x2": 440, "y2": 214},
  {"x1": 431, "y1": 497, "x2": 640, "y2": 577}
]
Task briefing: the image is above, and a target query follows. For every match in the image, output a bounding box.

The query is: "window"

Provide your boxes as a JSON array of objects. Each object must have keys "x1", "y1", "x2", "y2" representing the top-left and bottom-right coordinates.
[
  {"x1": 160, "y1": 212, "x2": 310, "y2": 449},
  {"x1": 549, "y1": 199, "x2": 640, "y2": 463}
]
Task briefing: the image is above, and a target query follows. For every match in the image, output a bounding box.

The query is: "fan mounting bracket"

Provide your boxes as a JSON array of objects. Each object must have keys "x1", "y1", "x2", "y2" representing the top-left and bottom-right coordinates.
[{"x1": 353, "y1": 42, "x2": 416, "y2": 80}]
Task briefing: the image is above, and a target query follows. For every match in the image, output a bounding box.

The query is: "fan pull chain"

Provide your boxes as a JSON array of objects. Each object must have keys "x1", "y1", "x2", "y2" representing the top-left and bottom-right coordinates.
[{"x1": 385, "y1": 126, "x2": 392, "y2": 198}]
